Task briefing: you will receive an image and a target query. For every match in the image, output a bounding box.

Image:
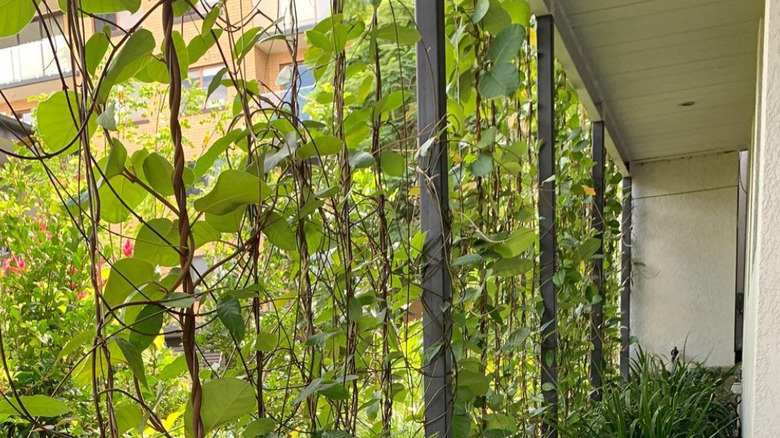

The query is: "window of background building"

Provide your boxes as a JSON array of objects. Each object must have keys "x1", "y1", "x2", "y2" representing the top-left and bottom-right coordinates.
[
  {"x1": 0, "y1": 111, "x2": 33, "y2": 126},
  {"x1": 278, "y1": 0, "x2": 329, "y2": 32},
  {"x1": 186, "y1": 65, "x2": 229, "y2": 111},
  {"x1": 0, "y1": 14, "x2": 71, "y2": 86},
  {"x1": 278, "y1": 63, "x2": 315, "y2": 120},
  {"x1": 93, "y1": 11, "x2": 143, "y2": 35}
]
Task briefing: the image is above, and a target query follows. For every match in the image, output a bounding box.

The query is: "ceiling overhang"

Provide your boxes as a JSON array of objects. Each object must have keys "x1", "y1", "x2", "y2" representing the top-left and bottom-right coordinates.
[{"x1": 529, "y1": 0, "x2": 764, "y2": 174}]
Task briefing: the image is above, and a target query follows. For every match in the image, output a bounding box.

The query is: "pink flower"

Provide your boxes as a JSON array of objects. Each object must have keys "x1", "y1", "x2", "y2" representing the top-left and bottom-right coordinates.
[
  {"x1": 77, "y1": 290, "x2": 88, "y2": 300},
  {"x1": 1, "y1": 257, "x2": 10, "y2": 277},
  {"x1": 36, "y1": 218, "x2": 51, "y2": 239},
  {"x1": 1, "y1": 254, "x2": 27, "y2": 277},
  {"x1": 16, "y1": 256, "x2": 26, "y2": 271},
  {"x1": 122, "y1": 239, "x2": 134, "y2": 257}
]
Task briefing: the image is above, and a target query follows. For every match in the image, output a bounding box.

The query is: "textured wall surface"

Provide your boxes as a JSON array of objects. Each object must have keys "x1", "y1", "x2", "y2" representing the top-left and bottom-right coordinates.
[
  {"x1": 631, "y1": 152, "x2": 738, "y2": 368},
  {"x1": 742, "y1": 1, "x2": 780, "y2": 435}
]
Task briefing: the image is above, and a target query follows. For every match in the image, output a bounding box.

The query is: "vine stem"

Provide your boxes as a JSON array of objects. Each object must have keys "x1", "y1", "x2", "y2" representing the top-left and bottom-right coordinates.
[{"x1": 162, "y1": 1, "x2": 202, "y2": 436}]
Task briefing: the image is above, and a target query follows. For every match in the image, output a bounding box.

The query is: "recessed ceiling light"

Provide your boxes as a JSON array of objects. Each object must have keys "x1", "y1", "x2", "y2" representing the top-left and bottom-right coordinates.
[{"x1": 679, "y1": 101, "x2": 696, "y2": 107}]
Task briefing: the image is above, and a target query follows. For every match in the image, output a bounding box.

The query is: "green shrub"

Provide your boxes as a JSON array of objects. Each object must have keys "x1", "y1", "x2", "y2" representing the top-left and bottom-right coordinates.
[{"x1": 558, "y1": 349, "x2": 739, "y2": 438}]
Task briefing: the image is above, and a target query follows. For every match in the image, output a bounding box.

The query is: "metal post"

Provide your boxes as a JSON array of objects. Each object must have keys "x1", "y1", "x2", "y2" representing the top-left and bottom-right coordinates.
[
  {"x1": 620, "y1": 176, "x2": 632, "y2": 380},
  {"x1": 589, "y1": 121, "x2": 605, "y2": 400},
  {"x1": 735, "y1": 150, "x2": 748, "y2": 363},
  {"x1": 536, "y1": 14, "x2": 558, "y2": 435},
  {"x1": 416, "y1": 1, "x2": 452, "y2": 437}
]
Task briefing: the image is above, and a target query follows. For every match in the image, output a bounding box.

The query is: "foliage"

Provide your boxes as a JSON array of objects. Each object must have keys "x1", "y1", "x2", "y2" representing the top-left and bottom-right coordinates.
[
  {"x1": 0, "y1": 0, "x2": 634, "y2": 437},
  {"x1": 556, "y1": 350, "x2": 739, "y2": 438}
]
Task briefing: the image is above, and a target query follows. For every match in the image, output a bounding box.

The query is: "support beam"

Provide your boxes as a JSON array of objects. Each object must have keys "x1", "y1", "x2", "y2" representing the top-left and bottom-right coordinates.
[
  {"x1": 620, "y1": 176, "x2": 632, "y2": 380},
  {"x1": 536, "y1": 14, "x2": 558, "y2": 435},
  {"x1": 589, "y1": 121, "x2": 605, "y2": 400},
  {"x1": 416, "y1": 1, "x2": 452, "y2": 437},
  {"x1": 735, "y1": 150, "x2": 748, "y2": 363}
]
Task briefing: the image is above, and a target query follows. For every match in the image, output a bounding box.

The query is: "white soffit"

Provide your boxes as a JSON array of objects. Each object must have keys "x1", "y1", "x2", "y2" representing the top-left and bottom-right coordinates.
[{"x1": 530, "y1": 0, "x2": 763, "y2": 169}]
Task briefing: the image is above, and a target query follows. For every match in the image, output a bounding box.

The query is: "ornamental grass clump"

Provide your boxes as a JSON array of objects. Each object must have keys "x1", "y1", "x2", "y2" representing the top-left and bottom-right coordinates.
[{"x1": 558, "y1": 349, "x2": 739, "y2": 438}]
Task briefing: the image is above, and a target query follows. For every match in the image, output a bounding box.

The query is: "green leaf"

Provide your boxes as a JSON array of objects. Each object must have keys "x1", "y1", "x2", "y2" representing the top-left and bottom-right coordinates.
[
  {"x1": 375, "y1": 23, "x2": 421, "y2": 45},
  {"x1": 185, "y1": 378, "x2": 256, "y2": 435},
  {"x1": 479, "y1": 63, "x2": 519, "y2": 99},
  {"x1": 319, "y1": 381, "x2": 349, "y2": 401},
  {"x1": 58, "y1": 329, "x2": 93, "y2": 361},
  {"x1": 206, "y1": 67, "x2": 227, "y2": 101},
  {"x1": 304, "y1": 331, "x2": 338, "y2": 347},
  {"x1": 453, "y1": 412, "x2": 473, "y2": 438},
  {"x1": 36, "y1": 91, "x2": 96, "y2": 154},
  {"x1": 472, "y1": 0, "x2": 489, "y2": 22},
  {"x1": 85, "y1": 32, "x2": 110, "y2": 77},
  {"x1": 136, "y1": 55, "x2": 169, "y2": 84},
  {"x1": 104, "y1": 258, "x2": 155, "y2": 307},
  {"x1": 217, "y1": 294, "x2": 245, "y2": 342},
  {"x1": 452, "y1": 254, "x2": 483, "y2": 267},
  {"x1": 142, "y1": 152, "x2": 175, "y2": 196},
  {"x1": 577, "y1": 237, "x2": 602, "y2": 261},
  {"x1": 492, "y1": 257, "x2": 533, "y2": 277},
  {"x1": 0, "y1": 0, "x2": 39, "y2": 38},
  {"x1": 171, "y1": 30, "x2": 190, "y2": 76},
  {"x1": 97, "y1": 102, "x2": 118, "y2": 131},
  {"x1": 494, "y1": 227, "x2": 535, "y2": 258},
  {"x1": 380, "y1": 151, "x2": 405, "y2": 177},
  {"x1": 104, "y1": 138, "x2": 128, "y2": 178},
  {"x1": 233, "y1": 27, "x2": 261, "y2": 62},
  {"x1": 192, "y1": 220, "x2": 220, "y2": 247},
  {"x1": 255, "y1": 331, "x2": 277, "y2": 353},
  {"x1": 243, "y1": 418, "x2": 275, "y2": 438},
  {"x1": 262, "y1": 212, "x2": 296, "y2": 252},
  {"x1": 349, "y1": 151, "x2": 375, "y2": 169},
  {"x1": 194, "y1": 170, "x2": 269, "y2": 215},
  {"x1": 202, "y1": 5, "x2": 221, "y2": 34},
  {"x1": 488, "y1": 24, "x2": 525, "y2": 64},
  {"x1": 134, "y1": 218, "x2": 179, "y2": 267},
  {"x1": 206, "y1": 208, "x2": 244, "y2": 233},
  {"x1": 298, "y1": 136, "x2": 343, "y2": 159},
  {"x1": 194, "y1": 129, "x2": 242, "y2": 179},
  {"x1": 458, "y1": 369, "x2": 490, "y2": 397},
  {"x1": 98, "y1": 29, "x2": 155, "y2": 103},
  {"x1": 306, "y1": 30, "x2": 333, "y2": 51},
  {"x1": 485, "y1": 413, "x2": 517, "y2": 436},
  {"x1": 0, "y1": 395, "x2": 69, "y2": 417},
  {"x1": 79, "y1": 0, "x2": 141, "y2": 13},
  {"x1": 471, "y1": 154, "x2": 494, "y2": 177},
  {"x1": 482, "y1": 0, "x2": 512, "y2": 34},
  {"x1": 163, "y1": 292, "x2": 195, "y2": 308},
  {"x1": 98, "y1": 175, "x2": 147, "y2": 223},
  {"x1": 128, "y1": 304, "x2": 163, "y2": 351},
  {"x1": 160, "y1": 355, "x2": 188, "y2": 380},
  {"x1": 501, "y1": 327, "x2": 531, "y2": 352},
  {"x1": 188, "y1": 29, "x2": 223, "y2": 64},
  {"x1": 504, "y1": 0, "x2": 532, "y2": 27},
  {"x1": 276, "y1": 65, "x2": 292, "y2": 87},
  {"x1": 115, "y1": 404, "x2": 144, "y2": 436},
  {"x1": 116, "y1": 338, "x2": 148, "y2": 387}
]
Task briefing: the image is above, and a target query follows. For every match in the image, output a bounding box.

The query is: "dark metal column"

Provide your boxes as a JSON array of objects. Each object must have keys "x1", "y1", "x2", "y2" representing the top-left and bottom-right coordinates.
[
  {"x1": 537, "y1": 14, "x2": 558, "y2": 434},
  {"x1": 735, "y1": 150, "x2": 748, "y2": 363},
  {"x1": 416, "y1": 1, "x2": 452, "y2": 437},
  {"x1": 589, "y1": 121, "x2": 605, "y2": 400},
  {"x1": 620, "y1": 176, "x2": 632, "y2": 380}
]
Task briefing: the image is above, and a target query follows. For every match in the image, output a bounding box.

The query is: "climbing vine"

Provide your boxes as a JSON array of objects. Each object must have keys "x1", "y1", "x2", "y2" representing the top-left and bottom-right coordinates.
[{"x1": 0, "y1": 0, "x2": 623, "y2": 437}]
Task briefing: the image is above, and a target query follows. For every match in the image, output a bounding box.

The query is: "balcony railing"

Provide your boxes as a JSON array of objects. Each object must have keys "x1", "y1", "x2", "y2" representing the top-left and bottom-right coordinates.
[{"x1": 0, "y1": 35, "x2": 71, "y2": 87}]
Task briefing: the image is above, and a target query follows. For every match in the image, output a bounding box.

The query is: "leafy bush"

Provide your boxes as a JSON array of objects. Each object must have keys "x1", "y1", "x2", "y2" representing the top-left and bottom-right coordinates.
[{"x1": 558, "y1": 350, "x2": 739, "y2": 438}]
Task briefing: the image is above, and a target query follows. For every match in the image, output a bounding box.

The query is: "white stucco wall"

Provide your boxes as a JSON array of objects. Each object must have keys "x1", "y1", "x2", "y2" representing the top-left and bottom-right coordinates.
[
  {"x1": 631, "y1": 152, "x2": 738, "y2": 368},
  {"x1": 742, "y1": 1, "x2": 780, "y2": 435}
]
